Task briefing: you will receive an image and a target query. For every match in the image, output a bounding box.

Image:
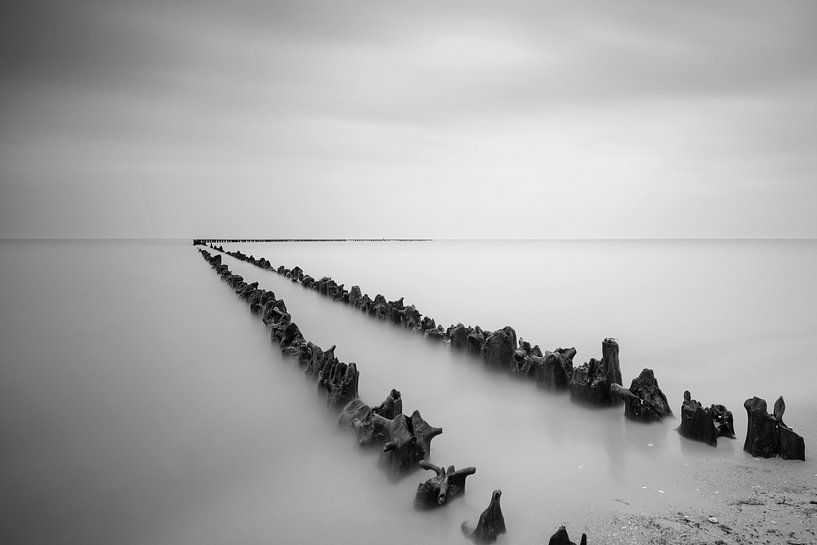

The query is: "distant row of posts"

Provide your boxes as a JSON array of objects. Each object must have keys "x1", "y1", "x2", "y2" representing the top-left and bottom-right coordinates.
[{"x1": 193, "y1": 239, "x2": 432, "y2": 245}]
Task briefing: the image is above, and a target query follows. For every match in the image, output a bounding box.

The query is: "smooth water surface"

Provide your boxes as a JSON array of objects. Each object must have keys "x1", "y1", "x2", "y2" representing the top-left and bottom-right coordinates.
[{"x1": 2, "y1": 239, "x2": 816, "y2": 545}]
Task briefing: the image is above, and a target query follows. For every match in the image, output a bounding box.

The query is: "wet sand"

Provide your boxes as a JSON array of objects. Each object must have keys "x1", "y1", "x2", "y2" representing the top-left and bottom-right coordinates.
[{"x1": 587, "y1": 455, "x2": 816, "y2": 544}]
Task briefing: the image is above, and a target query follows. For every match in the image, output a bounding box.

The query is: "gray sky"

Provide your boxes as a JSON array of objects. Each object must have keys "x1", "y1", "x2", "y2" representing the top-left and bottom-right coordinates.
[{"x1": 1, "y1": 0, "x2": 816, "y2": 239}]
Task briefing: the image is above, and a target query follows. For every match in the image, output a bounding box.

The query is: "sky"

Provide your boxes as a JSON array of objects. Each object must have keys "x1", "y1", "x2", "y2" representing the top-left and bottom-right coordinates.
[{"x1": 1, "y1": 0, "x2": 816, "y2": 239}]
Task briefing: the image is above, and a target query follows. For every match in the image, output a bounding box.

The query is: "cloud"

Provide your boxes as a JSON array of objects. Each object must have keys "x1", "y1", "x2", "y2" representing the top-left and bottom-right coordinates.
[{"x1": 1, "y1": 0, "x2": 816, "y2": 237}]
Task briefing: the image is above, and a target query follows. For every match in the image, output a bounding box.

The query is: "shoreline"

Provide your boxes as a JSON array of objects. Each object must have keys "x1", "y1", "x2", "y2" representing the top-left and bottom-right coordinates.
[{"x1": 589, "y1": 455, "x2": 816, "y2": 544}]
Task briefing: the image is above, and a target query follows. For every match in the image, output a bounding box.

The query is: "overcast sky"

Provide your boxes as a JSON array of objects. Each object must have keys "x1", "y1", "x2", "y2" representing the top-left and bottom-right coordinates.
[{"x1": 1, "y1": 0, "x2": 815, "y2": 239}]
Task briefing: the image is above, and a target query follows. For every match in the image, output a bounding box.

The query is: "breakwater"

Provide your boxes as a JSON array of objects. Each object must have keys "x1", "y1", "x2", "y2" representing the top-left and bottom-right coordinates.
[
  {"x1": 199, "y1": 241, "x2": 805, "y2": 460},
  {"x1": 193, "y1": 238, "x2": 432, "y2": 244},
  {"x1": 196, "y1": 247, "x2": 533, "y2": 542},
  {"x1": 201, "y1": 244, "x2": 661, "y2": 413}
]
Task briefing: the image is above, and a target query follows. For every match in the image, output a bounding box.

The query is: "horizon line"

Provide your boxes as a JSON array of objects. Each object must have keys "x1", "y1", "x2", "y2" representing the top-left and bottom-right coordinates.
[{"x1": 3, "y1": 236, "x2": 817, "y2": 242}]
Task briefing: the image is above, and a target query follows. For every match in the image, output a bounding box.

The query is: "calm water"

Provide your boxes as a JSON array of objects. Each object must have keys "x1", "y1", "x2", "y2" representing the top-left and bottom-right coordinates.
[{"x1": 1, "y1": 239, "x2": 816, "y2": 545}]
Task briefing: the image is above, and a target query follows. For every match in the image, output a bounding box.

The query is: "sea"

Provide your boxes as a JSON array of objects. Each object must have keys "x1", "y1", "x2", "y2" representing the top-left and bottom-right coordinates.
[{"x1": 1, "y1": 239, "x2": 815, "y2": 545}]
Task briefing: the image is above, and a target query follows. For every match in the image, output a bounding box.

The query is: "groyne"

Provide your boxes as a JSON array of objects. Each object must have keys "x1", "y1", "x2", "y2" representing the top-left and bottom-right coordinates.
[
  {"x1": 199, "y1": 240, "x2": 805, "y2": 460},
  {"x1": 196, "y1": 247, "x2": 516, "y2": 540}
]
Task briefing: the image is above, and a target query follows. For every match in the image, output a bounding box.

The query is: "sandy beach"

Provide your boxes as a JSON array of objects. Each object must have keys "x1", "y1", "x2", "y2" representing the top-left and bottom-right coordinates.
[{"x1": 588, "y1": 455, "x2": 817, "y2": 544}]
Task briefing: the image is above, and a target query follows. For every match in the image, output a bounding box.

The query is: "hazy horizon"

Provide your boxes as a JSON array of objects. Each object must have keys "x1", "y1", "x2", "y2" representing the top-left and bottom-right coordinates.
[{"x1": 4, "y1": 236, "x2": 817, "y2": 242}]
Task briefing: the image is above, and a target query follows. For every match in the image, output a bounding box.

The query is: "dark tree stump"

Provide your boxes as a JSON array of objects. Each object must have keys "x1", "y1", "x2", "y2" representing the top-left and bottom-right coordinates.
[
  {"x1": 262, "y1": 299, "x2": 288, "y2": 326},
  {"x1": 569, "y1": 338, "x2": 623, "y2": 406},
  {"x1": 371, "y1": 294, "x2": 390, "y2": 319},
  {"x1": 372, "y1": 413, "x2": 425, "y2": 474},
  {"x1": 232, "y1": 281, "x2": 248, "y2": 294},
  {"x1": 397, "y1": 305, "x2": 421, "y2": 329},
  {"x1": 678, "y1": 391, "x2": 736, "y2": 446},
  {"x1": 482, "y1": 326, "x2": 517, "y2": 369},
  {"x1": 324, "y1": 362, "x2": 359, "y2": 410},
  {"x1": 269, "y1": 313, "x2": 293, "y2": 340},
  {"x1": 744, "y1": 396, "x2": 805, "y2": 460},
  {"x1": 744, "y1": 396, "x2": 779, "y2": 458},
  {"x1": 247, "y1": 290, "x2": 264, "y2": 313},
  {"x1": 339, "y1": 398, "x2": 370, "y2": 427},
  {"x1": 238, "y1": 281, "x2": 259, "y2": 299},
  {"x1": 448, "y1": 323, "x2": 470, "y2": 350},
  {"x1": 779, "y1": 425, "x2": 806, "y2": 461},
  {"x1": 467, "y1": 327, "x2": 485, "y2": 355},
  {"x1": 268, "y1": 306, "x2": 290, "y2": 333},
  {"x1": 338, "y1": 399, "x2": 375, "y2": 446},
  {"x1": 512, "y1": 352, "x2": 535, "y2": 378},
  {"x1": 711, "y1": 404, "x2": 736, "y2": 438},
  {"x1": 534, "y1": 348, "x2": 576, "y2": 390},
  {"x1": 462, "y1": 490, "x2": 506, "y2": 543},
  {"x1": 226, "y1": 274, "x2": 243, "y2": 288},
  {"x1": 280, "y1": 322, "x2": 304, "y2": 350},
  {"x1": 338, "y1": 389, "x2": 401, "y2": 446},
  {"x1": 410, "y1": 410, "x2": 443, "y2": 457},
  {"x1": 347, "y1": 285, "x2": 361, "y2": 306},
  {"x1": 419, "y1": 316, "x2": 436, "y2": 332},
  {"x1": 678, "y1": 391, "x2": 718, "y2": 446},
  {"x1": 548, "y1": 526, "x2": 587, "y2": 545},
  {"x1": 373, "y1": 389, "x2": 402, "y2": 420},
  {"x1": 623, "y1": 368, "x2": 673, "y2": 422},
  {"x1": 260, "y1": 290, "x2": 276, "y2": 306},
  {"x1": 414, "y1": 460, "x2": 476, "y2": 508},
  {"x1": 304, "y1": 344, "x2": 336, "y2": 380}
]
